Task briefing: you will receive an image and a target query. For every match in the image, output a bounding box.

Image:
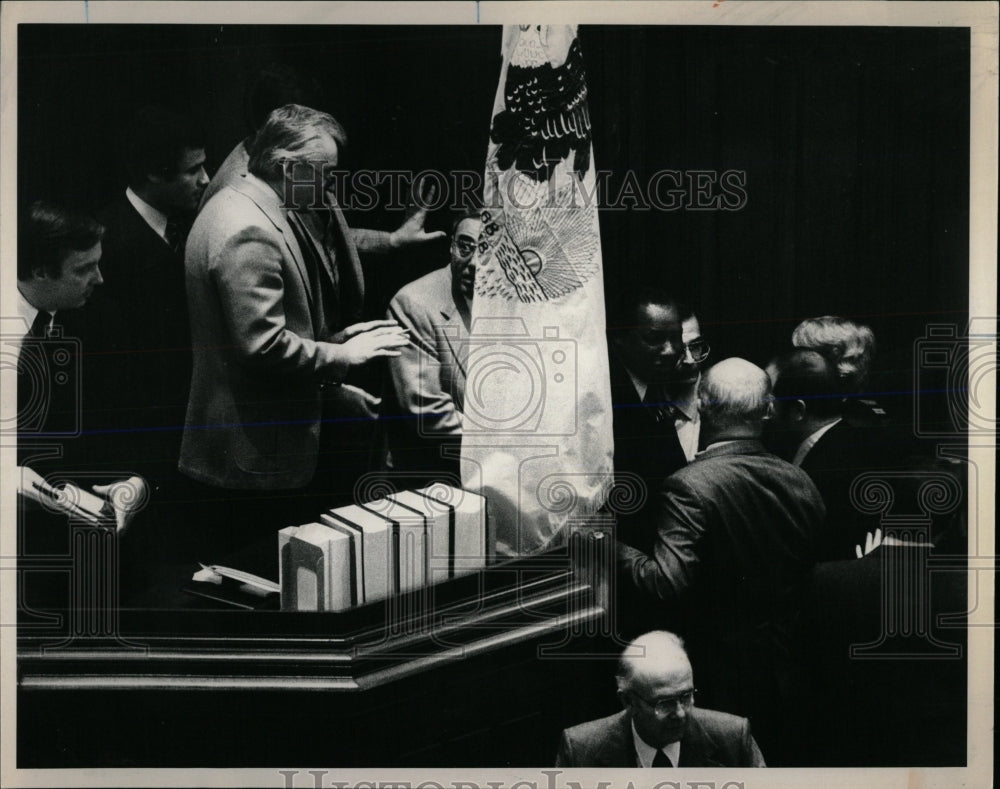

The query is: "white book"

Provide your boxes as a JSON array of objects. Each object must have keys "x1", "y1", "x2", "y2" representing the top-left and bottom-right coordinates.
[
  {"x1": 321, "y1": 505, "x2": 391, "y2": 603},
  {"x1": 361, "y1": 498, "x2": 427, "y2": 593},
  {"x1": 278, "y1": 522, "x2": 354, "y2": 612},
  {"x1": 417, "y1": 485, "x2": 488, "y2": 576},
  {"x1": 390, "y1": 490, "x2": 450, "y2": 585}
]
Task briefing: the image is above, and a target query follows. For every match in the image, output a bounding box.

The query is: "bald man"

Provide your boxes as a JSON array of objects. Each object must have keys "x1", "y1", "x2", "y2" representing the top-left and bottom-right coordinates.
[
  {"x1": 617, "y1": 359, "x2": 825, "y2": 764},
  {"x1": 555, "y1": 631, "x2": 765, "y2": 767}
]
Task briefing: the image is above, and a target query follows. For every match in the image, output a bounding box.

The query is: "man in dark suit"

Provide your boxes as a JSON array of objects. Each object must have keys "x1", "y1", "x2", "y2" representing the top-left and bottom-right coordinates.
[
  {"x1": 606, "y1": 290, "x2": 689, "y2": 553},
  {"x1": 791, "y1": 314, "x2": 889, "y2": 426},
  {"x1": 15, "y1": 201, "x2": 149, "y2": 613},
  {"x1": 90, "y1": 106, "x2": 209, "y2": 510},
  {"x1": 765, "y1": 348, "x2": 919, "y2": 560},
  {"x1": 556, "y1": 631, "x2": 765, "y2": 767},
  {"x1": 617, "y1": 358, "x2": 826, "y2": 764},
  {"x1": 798, "y1": 461, "x2": 967, "y2": 765},
  {"x1": 381, "y1": 210, "x2": 481, "y2": 483},
  {"x1": 179, "y1": 104, "x2": 409, "y2": 558}
]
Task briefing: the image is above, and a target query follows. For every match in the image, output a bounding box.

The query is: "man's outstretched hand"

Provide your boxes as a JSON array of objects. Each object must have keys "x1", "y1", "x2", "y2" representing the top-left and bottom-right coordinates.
[
  {"x1": 92, "y1": 476, "x2": 149, "y2": 536},
  {"x1": 389, "y1": 179, "x2": 447, "y2": 249}
]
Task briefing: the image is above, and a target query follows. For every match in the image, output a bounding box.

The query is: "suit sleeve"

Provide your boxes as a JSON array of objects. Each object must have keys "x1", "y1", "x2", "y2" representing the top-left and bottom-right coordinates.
[
  {"x1": 617, "y1": 474, "x2": 707, "y2": 604},
  {"x1": 386, "y1": 293, "x2": 462, "y2": 436},
  {"x1": 742, "y1": 719, "x2": 767, "y2": 767},
  {"x1": 211, "y1": 224, "x2": 350, "y2": 382},
  {"x1": 554, "y1": 729, "x2": 577, "y2": 767},
  {"x1": 351, "y1": 227, "x2": 394, "y2": 255}
]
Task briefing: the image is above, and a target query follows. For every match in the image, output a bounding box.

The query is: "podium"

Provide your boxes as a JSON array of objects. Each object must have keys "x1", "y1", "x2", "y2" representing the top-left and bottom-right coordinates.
[{"x1": 17, "y1": 527, "x2": 617, "y2": 766}]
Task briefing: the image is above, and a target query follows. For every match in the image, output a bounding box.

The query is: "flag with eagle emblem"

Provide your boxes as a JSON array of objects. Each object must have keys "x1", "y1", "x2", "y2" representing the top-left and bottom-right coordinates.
[{"x1": 460, "y1": 24, "x2": 614, "y2": 556}]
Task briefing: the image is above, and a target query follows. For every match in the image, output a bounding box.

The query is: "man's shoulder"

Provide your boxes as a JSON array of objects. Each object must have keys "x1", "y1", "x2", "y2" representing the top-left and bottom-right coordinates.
[
  {"x1": 563, "y1": 710, "x2": 628, "y2": 741},
  {"x1": 689, "y1": 706, "x2": 749, "y2": 737},
  {"x1": 96, "y1": 197, "x2": 142, "y2": 237},
  {"x1": 390, "y1": 266, "x2": 454, "y2": 311}
]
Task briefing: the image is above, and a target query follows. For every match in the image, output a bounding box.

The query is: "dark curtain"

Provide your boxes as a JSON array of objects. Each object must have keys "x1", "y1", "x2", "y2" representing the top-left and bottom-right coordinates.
[{"x1": 18, "y1": 24, "x2": 970, "y2": 399}]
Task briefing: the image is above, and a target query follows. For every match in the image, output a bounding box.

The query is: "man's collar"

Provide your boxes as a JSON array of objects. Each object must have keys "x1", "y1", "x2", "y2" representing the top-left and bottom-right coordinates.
[
  {"x1": 17, "y1": 287, "x2": 43, "y2": 331},
  {"x1": 791, "y1": 417, "x2": 842, "y2": 466},
  {"x1": 671, "y1": 379, "x2": 699, "y2": 421},
  {"x1": 125, "y1": 187, "x2": 169, "y2": 241},
  {"x1": 694, "y1": 439, "x2": 768, "y2": 461},
  {"x1": 631, "y1": 721, "x2": 681, "y2": 768}
]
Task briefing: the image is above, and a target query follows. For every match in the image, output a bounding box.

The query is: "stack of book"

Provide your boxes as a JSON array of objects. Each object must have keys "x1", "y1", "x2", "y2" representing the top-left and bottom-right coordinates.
[{"x1": 278, "y1": 484, "x2": 488, "y2": 612}]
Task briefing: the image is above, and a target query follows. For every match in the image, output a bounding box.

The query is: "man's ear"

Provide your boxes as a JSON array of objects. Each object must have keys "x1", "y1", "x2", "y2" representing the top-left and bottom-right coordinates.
[
  {"x1": 617, "y1": 689, "x2": 630, "y2": 710},
  {"x1": 791, "y1": 399, "x2": 808, "y2": 422},
  {"x1": 28, "y1": 264, "x2": 50, "y2": 281}
]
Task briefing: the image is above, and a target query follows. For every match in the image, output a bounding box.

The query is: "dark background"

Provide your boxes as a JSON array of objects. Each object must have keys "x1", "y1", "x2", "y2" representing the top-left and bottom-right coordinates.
[
  {"x1": 15, "y1": 22, "x2": 973, "y2": 769},
  {"x1": 19, "y1": 24, "x2": 970, "y2": 407}
]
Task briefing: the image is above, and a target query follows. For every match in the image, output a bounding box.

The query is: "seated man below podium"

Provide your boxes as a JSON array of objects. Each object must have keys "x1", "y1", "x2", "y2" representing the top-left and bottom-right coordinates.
[{"x1": 555, "y1": 631, "x2": 766, "y2": 767}]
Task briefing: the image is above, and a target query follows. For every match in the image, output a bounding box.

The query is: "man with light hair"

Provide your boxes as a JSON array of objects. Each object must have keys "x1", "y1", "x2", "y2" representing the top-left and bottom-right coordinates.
[
  {"x1": 617, "y1": 358, "x2": 825, "y2": 764},
  {"x1": 791, "y1": 315, "x2": 875, "y2": 393},
  {"x1": 555, "y1": 631, "x2": 765, "y2": 767},
  {"x1": 179, "y1": 104, "x2": 409, "y2": 556}
]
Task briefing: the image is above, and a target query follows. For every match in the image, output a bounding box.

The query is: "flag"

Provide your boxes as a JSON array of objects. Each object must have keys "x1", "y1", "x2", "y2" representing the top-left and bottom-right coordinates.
[{"x1": 460, "y1": 25, "x2": 614, "y2": 556}]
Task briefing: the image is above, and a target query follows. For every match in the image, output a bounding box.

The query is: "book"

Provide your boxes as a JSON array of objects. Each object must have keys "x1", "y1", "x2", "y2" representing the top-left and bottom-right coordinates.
[
  {"x1": 278, "y1": 522, "x2": 354, "y2": 612},
  {"x1": 360, "y1": 498, "x2": 427, "y2": 593},
  {"x1": 416, "y1": 485, "x2": 489, "y2": 576},
  {"x1": 320, "y1": 505, "x2": 391, "y2": 604}
]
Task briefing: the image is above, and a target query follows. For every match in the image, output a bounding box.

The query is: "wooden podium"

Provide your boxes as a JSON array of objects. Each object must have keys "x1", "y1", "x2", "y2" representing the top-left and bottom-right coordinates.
[{"x1": 17, "y1": 526, "x2": 619, "y2": 766}]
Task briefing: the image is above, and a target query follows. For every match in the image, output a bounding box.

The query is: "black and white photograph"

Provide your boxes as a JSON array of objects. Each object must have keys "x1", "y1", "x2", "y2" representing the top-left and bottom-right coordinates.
[{"x1": 1, "y1": 2, "x2": 995, "y2": 787}]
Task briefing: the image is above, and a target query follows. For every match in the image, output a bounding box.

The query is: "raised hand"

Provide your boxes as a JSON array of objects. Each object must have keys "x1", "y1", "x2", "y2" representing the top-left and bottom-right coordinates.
[
  {"x1": 855, "y1": 527, "x2": 883, "y2": 559},
  {"x1": 389, "y1": 178, "x2": 447, "y2": 249}
]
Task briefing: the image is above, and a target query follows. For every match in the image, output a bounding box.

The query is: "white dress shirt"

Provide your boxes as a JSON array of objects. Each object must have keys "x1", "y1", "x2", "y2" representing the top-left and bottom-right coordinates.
[
  {"x1": 632, "y1": 722, "x2": 681, "y2": 767},
  {"x1": 14, "y1": 288, "x2": 53, "y2": 353},
  {"x1": 671, "y1": 380, "x2": 701, "y2": 461}
]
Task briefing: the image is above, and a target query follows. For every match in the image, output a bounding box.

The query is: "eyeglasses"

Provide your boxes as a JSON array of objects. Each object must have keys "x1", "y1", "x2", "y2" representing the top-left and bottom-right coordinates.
[
  {"x1": 630, "y1": 689, "x2": 696, "y2": 717},
  {"x1": 453, "y1": 237, "x2": 477, "y2": 257},
  {"x1": 682, "y1": 339, "x2": 710, "y2": 363}
]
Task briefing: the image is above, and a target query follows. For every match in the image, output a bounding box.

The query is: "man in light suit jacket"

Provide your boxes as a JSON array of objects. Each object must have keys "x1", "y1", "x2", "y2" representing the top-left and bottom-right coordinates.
[
  {"x1": 382, "y1": 211, "x2": 481, "y2": 483},
  {"x1": 556, "y1": 631, "x2": 765, "y2": 767},
  {"x1": 617, "y1": 359, "x2": 826, "y2": 765},
  {"x1": 179, "y1": 105, "x2": 408, "y2": 554}
]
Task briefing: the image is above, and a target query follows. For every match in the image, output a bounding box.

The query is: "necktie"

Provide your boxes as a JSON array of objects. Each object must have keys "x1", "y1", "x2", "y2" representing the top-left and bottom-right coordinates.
[
  {"x1": 28, "y1": 309, "x2": 51, "y2": 339},
  {"x1": 652, "y1": 750, "x2": 673, "y2": 768},
  {"x1": 643, "y1": 382, "x2": 671, "y2": 423},
  {"x1": 164, "y1": 217, "x2": 183, "y2": 254}
]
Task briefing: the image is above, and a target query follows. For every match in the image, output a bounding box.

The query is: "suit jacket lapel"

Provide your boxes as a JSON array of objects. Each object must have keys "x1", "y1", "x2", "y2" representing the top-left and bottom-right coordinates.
[
  {"x1": 679, "y1": 711, "x2": 724, "y2": 767},
  {"x1": 591, "y1": 711, "x2": 640, "y2": 767},
  {"x1": 438, "y1": 301, "x2": 469, "y2": 380},
  {"x1": 232, "y1": 174, "x2": 314, "y2": 307}
]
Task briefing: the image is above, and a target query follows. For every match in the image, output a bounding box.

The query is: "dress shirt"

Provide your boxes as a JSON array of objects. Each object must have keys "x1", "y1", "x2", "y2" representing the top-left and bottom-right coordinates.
[
  {"x1": 632, "y1": 722, "x2": 681, "y2": 767},
  {"x1": 792, "y1": 418, "x2": 843, "y2": 467},
  {"x1": 672, "y1": 380, "x2": 700, "y2": 462},
  {"x1": 14, "y1": 288, "x2": 53, "y2": 352},
  {"x1": 125, "y1": 187, "x2": 170, "y2": 244}
]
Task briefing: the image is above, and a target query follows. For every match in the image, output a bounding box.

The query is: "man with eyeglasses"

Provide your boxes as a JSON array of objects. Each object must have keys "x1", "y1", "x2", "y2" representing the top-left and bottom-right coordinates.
[
  {"x1": 555, "y1": 631, "x2": 765, "y2": 767},
  {"x1": 672, "y1": 305, "x2": 710, "y2": 462},
  {"x1": 382, "y1": 209, "x2": 483, "y2": 482}
]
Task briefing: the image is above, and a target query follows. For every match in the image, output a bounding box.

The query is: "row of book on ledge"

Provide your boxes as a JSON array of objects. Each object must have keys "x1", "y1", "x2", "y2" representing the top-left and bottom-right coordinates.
[{"x1": 279, "y1": 484, "x2": 489, "y2": 612}]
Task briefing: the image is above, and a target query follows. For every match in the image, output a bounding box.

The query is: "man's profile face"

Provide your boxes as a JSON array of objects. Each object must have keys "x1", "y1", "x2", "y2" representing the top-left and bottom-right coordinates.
[
  {"x1": 676, "y1": 315, "x2": 704, "y2": 386},
  {"x1": 156, "y1": 147, "x2": 209, "y2": 212},
  {"x1": 450, "y1": 217, "x2": 482, "y2": 302},
  {"x1": 622, "y1": 658, "x2": 695, "y2": 749},
  {"x1": 616, "y1": 302, "x2": 683, "y2": 385},
  {"x1": 35, "y1": 241, "x2": 104, "y2": 311}
]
